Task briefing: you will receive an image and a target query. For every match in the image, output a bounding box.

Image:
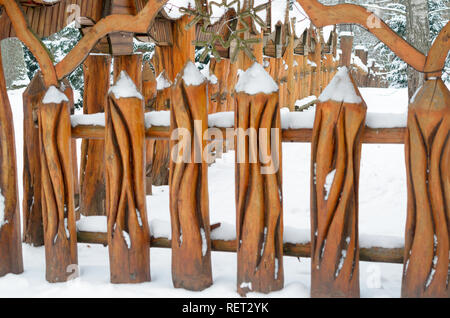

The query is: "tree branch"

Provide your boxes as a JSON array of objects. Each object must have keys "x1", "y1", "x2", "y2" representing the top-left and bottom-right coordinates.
[
  {"x1": 298, "y1": 0, "x2": 429, "y2": 72},
  {"x1": 0, "y1": 0, "x2": 58, "y2": 86}
]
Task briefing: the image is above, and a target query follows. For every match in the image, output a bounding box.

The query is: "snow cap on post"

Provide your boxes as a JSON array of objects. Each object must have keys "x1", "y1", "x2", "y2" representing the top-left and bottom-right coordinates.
[
  {"x1": 181, "y1": 61, "x2": 206, "y2": 86},
  {"x1": 42, "y1": 86, "x2": 69, "y2": 104},
  {"x1": 318, "y1": 67, "x2": 362, "y2": 104},
  {"x1": 109, "y1": 70, "x2": 143, "y2": 100},
  {"x1": 235, "y1": 62, "x2": 278, "y2": 95}
]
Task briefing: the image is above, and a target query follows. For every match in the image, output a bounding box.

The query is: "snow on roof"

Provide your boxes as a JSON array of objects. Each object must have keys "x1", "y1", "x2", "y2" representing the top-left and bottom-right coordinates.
[
  {"x1": 182, "y1": 61, "x2": 206, "y2": 86},
  {"x1": 163, "y1": 0, "x2": 196, "y2": 19},
  {"x1": 109, "y1": 71, "x2": 143, "y2": 100},
  {"x1": 318, "y1": 67, "x2": 362, "y2": 104},
  {"x1": 156, "y1": 71, "x2": 172, "y2": 90},
  {"x1": 322, "y1": 25, "x2": 334, "y2": 43},
  {"x1": 235, "y1": 62, "x2": 278, "y2": 95},
  {"x1": 339, "y1": 31, "x2": 354, "y2": 37},
  {"x1": 355, "y1": 45, "x2": 368, "y2": 51},
  {"x1": 42, "y1": 86, "x2": 69, "y2": 104},
  {"x1": 352, "y1": 55, "x2": 368, "y2": 73}
]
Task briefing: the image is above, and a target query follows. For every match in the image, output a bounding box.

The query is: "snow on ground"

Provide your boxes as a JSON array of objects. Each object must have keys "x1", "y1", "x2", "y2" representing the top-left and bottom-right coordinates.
[{"x1": 1, "y1": 87, "x2": 408, "y2": 297}]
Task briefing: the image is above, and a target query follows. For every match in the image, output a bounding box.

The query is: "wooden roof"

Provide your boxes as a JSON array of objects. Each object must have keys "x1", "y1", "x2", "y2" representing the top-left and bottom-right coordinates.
[{"x1": 0, "y1": 0, "x2": 105, "y2": 40}]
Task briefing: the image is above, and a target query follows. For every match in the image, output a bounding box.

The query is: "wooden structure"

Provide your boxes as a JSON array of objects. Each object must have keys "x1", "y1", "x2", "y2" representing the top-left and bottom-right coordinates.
[
  {"x1": 0, "y1": 0, "x2": 447, "y2": 298},
  {"x1": 169, "y1": 61, "x2": 212, "y2": 291}
]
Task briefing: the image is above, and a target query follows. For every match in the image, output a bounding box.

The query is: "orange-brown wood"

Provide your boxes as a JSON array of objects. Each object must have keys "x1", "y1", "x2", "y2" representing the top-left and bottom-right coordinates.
[
  {"x1": 79, "y1": 54, "x2": 111, "y2": 216},
  {"x1": 78, "y1": 230, "x2": 406, "y2": 264},
  {"x1": 0, "y1": 49, "x2": 24, "y2": 276},
  {"x1": 22, "y1": 73, "x2": 45, "y2": 246},
  {"x1": 169, "y1": 62, "x2": 212, "y2": 291},
  {"x1": 105, "y1": 74, "x2": 150, "y2": 284},
  {"x1": 142, "y1": 60, "x2": 157, "y2": 111},
  {"x1": 142, "y1": 60, "x2": 157, "y2": 194},
  {"x1": 402, "y1": 78, "x2": 449, "y2": 298},
  {"x1": 310, "y1": 72, "x2": 366, "y2": 298},
  {"x1": 235, "y1": 90, "x2": 284, "y2": 296},
  {"x1": 38, "y1": 89, "x2": 78, "y2": 283}
]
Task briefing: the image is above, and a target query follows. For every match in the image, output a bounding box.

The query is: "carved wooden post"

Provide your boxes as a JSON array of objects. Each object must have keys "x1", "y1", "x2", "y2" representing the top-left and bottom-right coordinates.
[
  {"x1": 79, "y1": 54, "x2": 111, "y2": 216},
  {"x1": 113, "y1": 54, "x2": 143, "y2": 91},
  {"x1": 169, "y1": 61, "x2": 212, "y2": 290},
  {"x1": 22, "y1": 73, "x2": 46, "y2": 246},
  {"x1": 105, "y1": 71, "x2": 150, "y2": 284},
  {"x1": 143, "y1": 60, "x2": 157, "y2": 194},
  {"x1": 310, "y1": 67, "x2": 365, "y2": 298},
  {"x1": 0, "y1": 50, "x2": 23, "y2": 276},
  {"x1": 148, "y1": 71, "x2": 172, "y2": 186},
  {"x1": 235, "y1": 63, "x2": 283, "y2": 296},
  {"x1": 402, "y1": 78, "x2": 450, "y2": 298},
  {"x1": 39, "y1": 86, "x2": 77, "y2": 282}
]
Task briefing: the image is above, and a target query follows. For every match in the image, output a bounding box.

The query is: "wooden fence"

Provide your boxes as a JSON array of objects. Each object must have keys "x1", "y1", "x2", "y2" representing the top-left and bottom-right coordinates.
[{"x1": 0, "y1": 0, "x2": 448, "y2": 298}]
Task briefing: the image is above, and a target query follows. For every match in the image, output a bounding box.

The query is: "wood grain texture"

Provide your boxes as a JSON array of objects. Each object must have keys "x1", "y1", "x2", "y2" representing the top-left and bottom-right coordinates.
[
  {"x1": 38, "y1": 93, "x2": 77, "y2": 283},
  {"x1": 402, "y1": 78, "x2": 450, "y2": 298},
  {"x1": 310, "y1": 72, "x2": 366, "y2": 298},
  {"x1": 22, "y1": 73, "x2": 46, "y2": 246},
  {"x1": 105, "y1": 81, "x2": 150, "y2": 284},
  {"x1": 169, "y1": 62, "x2": 212, "y2": 291},
  {"x1": 0, "y1": 50, "x2": 23, "y2": 277},
  {"x1": 235, "y1": 91, "x2": 284, "y2": 296},
  {"x1": 79, "y1": 54, "x2": 111, "y2": 216}
]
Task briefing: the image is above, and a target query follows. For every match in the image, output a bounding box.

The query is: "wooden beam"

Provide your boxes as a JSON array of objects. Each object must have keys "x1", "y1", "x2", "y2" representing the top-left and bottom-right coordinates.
[
  {"x1": 72, "y1": 125, "x2": 406, "y2": 144},
  {"x1": 77, "y1": 232, "x2": 405, "y2": 264}
]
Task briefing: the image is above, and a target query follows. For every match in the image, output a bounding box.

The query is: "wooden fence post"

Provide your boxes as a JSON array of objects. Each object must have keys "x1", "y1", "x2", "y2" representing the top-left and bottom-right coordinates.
[
  {"x1": 22, "y1": 73, "x2": 45, "y2": 246},
  {"x1": 310, "y1": 67, "x2": 366, "y2": 298},
  {"x1": 169, "y1": 61, "x2": 212, "y2": 291},
  {"x1": 0, "y1": 49, "x2": 23, "y2": 277},
  {"x1": 143, "y1": 60, "x2": 157, "y2": 195},
  {"x1": 38, "y1": 86, "x2": 77, "y2": 282},
  {"x1": 402, "y1": 78, "x2": 449, "y2": 298},
  {"x1": 235, "y1": 63, "x2": 283, "y2": 296},
  {"x1": 105, "y1": 71, "x2": 150, "y2": 284},
  {"x1": 79, "y1": 54, "x2": 111, "y2": 216}
]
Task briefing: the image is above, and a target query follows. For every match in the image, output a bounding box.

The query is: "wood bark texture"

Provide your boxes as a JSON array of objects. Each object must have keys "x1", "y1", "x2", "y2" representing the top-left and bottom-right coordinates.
[
  {"x1": 402, "y1": 78, "x2": 450, "y2": 298},
  {"x1": 0, "y1": 50, "x2": 23, "y2": 276},
  {"x1": 235, "y1": 91, "x2": 284, "y2": 296},
  {"x1": 310, "y1": 72, "x2": 366, "y2": 298},
  {"x1": 105, "y1": 80, "x2": 150, "y2": 284},
  {"x1": 38, "y1": 92, "x2": 78, "y2": 283},
  {"x1": 79, "y1": 54, "x2": 111, "y2": 216},
  {"x1": 22, "y1": 73, "x2": 46, "y2": 246},
  {"x1": 169, "y1": 62, "x2": 212, "y2": 291}
]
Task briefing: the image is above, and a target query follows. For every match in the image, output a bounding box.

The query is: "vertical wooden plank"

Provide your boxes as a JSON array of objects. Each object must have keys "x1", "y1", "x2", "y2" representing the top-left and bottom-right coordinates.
[
  {"x1": 169, "y1": 61, "x2": 212, "y2": 291},
  {"x1": 79, "y1": 54, "x2": 111, "y2": 216},
  {"x1": 22, "y1": 73, "x2": 45, "y2": 246},
  {"x1": 402, "y1": 78, "x2": 450, "y2": 298},
  {"x1": 310, "y1": 68, "x2": 365, "y2": 297},
  {"x1": 235, "y1": 63, "x2": 283, "y2": 296},
  {"x1": 142, "y1": 60, "x2": 156, "y2": 194},
  {"x1": 0, "y1": 50, "x2": 24, "y2": 277},
  {"x1": 105, "y1": 71, "x2": 150, "y2": 284},
  {"x1": 39, "y1": 86, "x2": 78, "y2": 283},
  {"x1": 113, "y1": 54, "x2": 143, "y2": 91}
]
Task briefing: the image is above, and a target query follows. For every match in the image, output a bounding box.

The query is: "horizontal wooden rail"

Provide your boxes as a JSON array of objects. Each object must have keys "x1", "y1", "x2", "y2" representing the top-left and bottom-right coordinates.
[
  {"x1": 77, "y1": 231, "x2": 404, "y2": 264},
  {"x1": 72, "y1": 125, "x2": 406, "y2": 144}
]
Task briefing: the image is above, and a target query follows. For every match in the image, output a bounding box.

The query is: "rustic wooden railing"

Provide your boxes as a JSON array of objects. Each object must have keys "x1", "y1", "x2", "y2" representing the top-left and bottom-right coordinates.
[{"x1": 0, "y1": 0, "x2": 447, "y2": 298}]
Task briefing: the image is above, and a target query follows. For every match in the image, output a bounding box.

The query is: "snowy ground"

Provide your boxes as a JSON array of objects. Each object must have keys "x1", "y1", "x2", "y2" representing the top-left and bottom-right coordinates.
[{"x1": 0, "y1": 87, "x2": 408, "y2": 298}]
